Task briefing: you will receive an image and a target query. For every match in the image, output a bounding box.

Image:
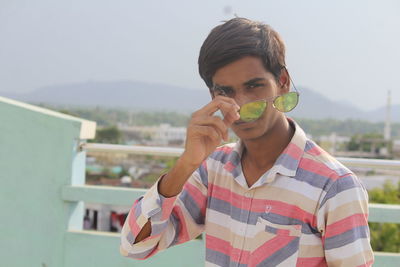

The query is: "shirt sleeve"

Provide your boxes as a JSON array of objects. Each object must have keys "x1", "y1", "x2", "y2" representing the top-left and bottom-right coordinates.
[
  {"x1": 120, "y1": 162, "x2": 208, "y2": 260},
  {"x1": 317, "y1": 173, "x2": 374, "y2": 267}
]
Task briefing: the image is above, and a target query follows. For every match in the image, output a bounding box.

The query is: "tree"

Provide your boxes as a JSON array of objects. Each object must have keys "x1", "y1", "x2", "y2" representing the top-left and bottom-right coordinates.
[
  {"x1": 347, "y1": 133, "x2": 386, "y2": 152},
  {"x1": 368, "y1": 181, "x2": 400, "y2": 252},
  {"x1": 92, "y1": 126, "x2": 123, "y2": 144}
]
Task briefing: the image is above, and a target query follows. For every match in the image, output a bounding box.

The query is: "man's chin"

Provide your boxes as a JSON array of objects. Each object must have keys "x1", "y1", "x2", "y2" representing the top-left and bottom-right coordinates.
[{"x1": 232, "y1": 125, "x2": 266, "y2": 141}]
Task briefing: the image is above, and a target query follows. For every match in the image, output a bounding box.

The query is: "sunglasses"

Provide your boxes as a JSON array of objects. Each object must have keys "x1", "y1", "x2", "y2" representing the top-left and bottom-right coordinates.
[
  {"x1": 239, "y1": 91, "x2": 299, "y2": 122},
  {"x1": 214, "y1": 67, "x2": 300, "y2": 122}
]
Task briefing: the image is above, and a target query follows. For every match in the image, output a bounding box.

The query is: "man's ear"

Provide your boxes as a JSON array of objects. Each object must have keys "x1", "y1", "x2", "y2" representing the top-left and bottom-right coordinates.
[{"x1": 278, "y1": 67, "x2": 290, "y2": 94}]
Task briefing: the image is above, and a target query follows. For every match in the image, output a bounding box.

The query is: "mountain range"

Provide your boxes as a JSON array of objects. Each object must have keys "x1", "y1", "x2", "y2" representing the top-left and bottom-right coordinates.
[{"x1": 1, "y1": 80, "x2": 398, "y2": 122}]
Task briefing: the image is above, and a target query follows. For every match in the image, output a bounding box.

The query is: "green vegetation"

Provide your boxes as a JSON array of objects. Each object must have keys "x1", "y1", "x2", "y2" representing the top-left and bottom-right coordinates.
[
  {"x1": 141, "y1": 173, "x2": 161, "y2": 183},
  {"x1": 294, "y1": 118, "x2": 400, "y2": 138},
  {"x1": 46, "y1": 105, "x2": 400, "y2": 138},
  {"x1": 347, "y1": 133, "x2": 387, "y2": 152},
  {"x1": 129, "y1": 111, "x2": 189, "y2": 127},
  {"x1": 368, "y1": 181, "x2": 400, "y2": 252},
  {"x1": 141, "y1": 157, "x2": 179, "y2": 182},
  {"x1": 46, "y1": 105, "x2": 131, "y2": 126},
  {"x1": 54, "y1": 105, "x2": 189, "y2": 127},
  {"x1": 91, "y1": 126, "x2": 123, "y2": 144}
]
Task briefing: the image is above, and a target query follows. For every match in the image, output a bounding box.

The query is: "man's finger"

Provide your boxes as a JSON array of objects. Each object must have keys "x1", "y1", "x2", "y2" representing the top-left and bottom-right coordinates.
[
  {"x1": 199, "y1": 96, "x2": 240, "y2": 117},
  {"x1": 192, "y1": 125, "x2": 221, "y2": 143},
  {"x1": 222, "y1": 110, "x2": 240, "y2": 126},
  {"x1": 191, "y1": 116, "x2": 229, "y2": 141}
]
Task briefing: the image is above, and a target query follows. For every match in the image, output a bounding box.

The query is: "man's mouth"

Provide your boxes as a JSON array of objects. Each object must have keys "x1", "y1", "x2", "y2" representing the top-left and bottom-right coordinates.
[{"x1": 234, "y1": 119, "x2": 257, "y2": 125}]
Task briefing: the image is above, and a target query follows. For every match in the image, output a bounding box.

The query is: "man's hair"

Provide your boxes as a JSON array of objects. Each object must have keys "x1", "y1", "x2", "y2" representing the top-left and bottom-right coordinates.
[{"x1": 198, "y1": 17, "x2": 286, "y2": 91}]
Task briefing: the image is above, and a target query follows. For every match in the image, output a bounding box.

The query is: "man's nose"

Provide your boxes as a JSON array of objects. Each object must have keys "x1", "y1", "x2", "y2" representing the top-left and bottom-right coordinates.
[{"x1": 234, "y1": 93, "x2": 252, "y2": 107}]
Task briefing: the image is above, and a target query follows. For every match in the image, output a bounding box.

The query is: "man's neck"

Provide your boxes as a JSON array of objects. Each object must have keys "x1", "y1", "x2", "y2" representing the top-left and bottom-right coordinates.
[{"x1": 241, "y1": 117, "x2": 295, "y2": 170}]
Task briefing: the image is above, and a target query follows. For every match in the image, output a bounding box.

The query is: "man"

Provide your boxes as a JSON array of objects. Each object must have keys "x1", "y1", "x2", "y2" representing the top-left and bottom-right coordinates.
[{"x1": 120, "y1": 18, "x2": 374, "y2": 266}]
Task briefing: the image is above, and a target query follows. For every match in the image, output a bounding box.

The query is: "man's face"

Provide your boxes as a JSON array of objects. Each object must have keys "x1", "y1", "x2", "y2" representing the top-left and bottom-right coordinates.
[{"x1": 211, "y1": 56, "x2": 288, "y2": 141}]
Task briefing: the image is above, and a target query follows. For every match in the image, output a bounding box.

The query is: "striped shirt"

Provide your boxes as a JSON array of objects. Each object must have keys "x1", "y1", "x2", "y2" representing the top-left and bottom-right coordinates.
[{"x1": 120, "y1": 119, "x2": 374, "y2": 266}]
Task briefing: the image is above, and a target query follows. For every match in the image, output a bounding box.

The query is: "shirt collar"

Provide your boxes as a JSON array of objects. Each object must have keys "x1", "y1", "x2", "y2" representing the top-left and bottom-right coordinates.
[
  {"x1": 225, "y1": 118, "x2": 307, "y2": 185},
  {"x1": 274, "y1": 118, "x2": 307, "y2": 177}
]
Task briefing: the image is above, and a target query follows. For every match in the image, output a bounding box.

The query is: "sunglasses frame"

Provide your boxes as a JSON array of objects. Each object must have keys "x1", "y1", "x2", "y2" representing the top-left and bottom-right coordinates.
[
  {"x1": 213, "y1": 66, "x2": 300, "y2": 120},
  {"x1": 245, "y1": 66, "x2": 299, "y2": 112},
  {"x1": 237, "y1": 91, "x2": 298, "y2": 122}
]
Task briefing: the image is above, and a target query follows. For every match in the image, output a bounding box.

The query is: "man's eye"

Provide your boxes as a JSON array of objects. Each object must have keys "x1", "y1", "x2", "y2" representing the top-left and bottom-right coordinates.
[
  {"x1": 216, "y1": 89, "x2": 233, "y2": 96},
  {"x1": 247, "y1": 84, "x2": 263, "y2": 89}
]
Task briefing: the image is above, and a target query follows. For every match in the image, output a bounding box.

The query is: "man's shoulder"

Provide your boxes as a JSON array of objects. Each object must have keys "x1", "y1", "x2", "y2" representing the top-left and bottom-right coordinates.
[
  {"x1": 301, "y1": 139, "x2": 367, "y2": 205},
  {"x1": 302, "y1": 138, "x2": 353, "y2": 179}
]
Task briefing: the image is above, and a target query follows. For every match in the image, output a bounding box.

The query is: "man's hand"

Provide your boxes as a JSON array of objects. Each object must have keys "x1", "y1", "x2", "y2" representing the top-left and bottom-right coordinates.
[
  {"x1": 158, "y1": 96, "x2": 239, "y2": 198},
  {"x1": 181, "y1": 96, "x2": 240, "y2": 167}
]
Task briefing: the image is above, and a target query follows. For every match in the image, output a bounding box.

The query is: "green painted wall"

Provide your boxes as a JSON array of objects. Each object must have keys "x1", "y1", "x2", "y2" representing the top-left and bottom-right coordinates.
[
  {"x1": 64, "y1": 231, "x2": 204, "y2": 267},
  {"x1": 0, "y1": 97, "x2": 91, "y2": 267}
]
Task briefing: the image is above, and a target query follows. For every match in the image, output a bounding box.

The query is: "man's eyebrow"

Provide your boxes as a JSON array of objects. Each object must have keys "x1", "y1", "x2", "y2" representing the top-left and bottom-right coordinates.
[
  {"x1": 243, "y1": 77, "x2": 266, "y2": 86},
  {"x1": 213, "y1": 77, "x2": 266, "y2": 90},
  {"x1": 213, "y1": 84, "x2": 233, "y2": 91}
]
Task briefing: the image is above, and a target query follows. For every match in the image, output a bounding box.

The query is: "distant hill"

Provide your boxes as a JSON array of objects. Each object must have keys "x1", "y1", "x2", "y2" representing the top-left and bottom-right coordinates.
[
  {"x1": 1, "y1": 80, "x2": 398, "y2": 122},
  {"x1": 288, "y1": 90, "x2": 400, "y2": 123},
  {"x1": 1, "y1": 81, "x2": 210, "y2": 112}
]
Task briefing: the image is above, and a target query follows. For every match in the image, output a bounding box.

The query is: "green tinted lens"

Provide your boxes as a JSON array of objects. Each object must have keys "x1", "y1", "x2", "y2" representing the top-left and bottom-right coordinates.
[
  {"x1": 273, "y1": 92, "x2": 299, "y2": 112},
  {"x1": 239, "y1": 100, "x2": 267, "y2": 122}
]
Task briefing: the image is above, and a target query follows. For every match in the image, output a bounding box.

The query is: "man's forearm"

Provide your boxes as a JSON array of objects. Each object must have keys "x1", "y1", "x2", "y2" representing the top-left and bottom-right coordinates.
[
  {"x1": 158, "y1": 154, "x2": 199, "y2": 197},
  {"x1": 133, "y1": 220, "x2": 151, "y2": 244},
  {"x1": 134, "y1": 155, "x2": 199, "y2": 243}
]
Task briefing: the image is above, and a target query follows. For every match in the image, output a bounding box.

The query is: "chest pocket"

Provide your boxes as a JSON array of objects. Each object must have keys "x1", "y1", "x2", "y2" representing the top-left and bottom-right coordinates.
[{"x1": 250, "y1": 216, "x2": 301, "y2": 266}]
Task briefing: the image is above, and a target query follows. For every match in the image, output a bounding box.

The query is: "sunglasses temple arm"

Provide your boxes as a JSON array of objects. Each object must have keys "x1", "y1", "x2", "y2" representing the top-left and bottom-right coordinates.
[
  {"x1": 289, "y1": 76, "x2": 299, "y2": 93},
  {"x1": 281, "y1": 66, "x2": 299, "y2": 94}
]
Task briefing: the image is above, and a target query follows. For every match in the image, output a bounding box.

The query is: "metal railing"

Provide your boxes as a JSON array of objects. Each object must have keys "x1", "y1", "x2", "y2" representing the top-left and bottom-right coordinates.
[
  {"x1": 83, "y1": 143, "x2": 400, "y2": 170},
  {"x1": 82, "y1": 143, "x2": 183, "y2": 157}
]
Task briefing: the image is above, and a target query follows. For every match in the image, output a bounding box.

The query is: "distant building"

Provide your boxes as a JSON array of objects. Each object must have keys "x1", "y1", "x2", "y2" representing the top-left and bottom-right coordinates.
[
  {"x1": 118, "y1": 123, "x2": 186, "y2": 146},
  {"x1": 120, "y1": 176, "x2": 132, "y2": 187},
  {"x1": 128, "y1": 166, "x2": 150, "y2": 180},
  {"x1": 384, "y1": 90, "x2": 391, "y2": 141},
  {"x1": 393, "y1": 139, "x2": 400, "y2": 158},
  {"x1": 84, "y1": 203, "x2": 129, "y2": 233},
  {"x1": 317, "y1": 133, "x2": 350, "y2": 155}
]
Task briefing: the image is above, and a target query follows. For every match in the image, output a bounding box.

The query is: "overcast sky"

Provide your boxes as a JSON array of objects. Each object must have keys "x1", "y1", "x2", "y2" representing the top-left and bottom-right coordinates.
[{"x1": 0, "y1": 0, "x2": 399, "y2": 111}]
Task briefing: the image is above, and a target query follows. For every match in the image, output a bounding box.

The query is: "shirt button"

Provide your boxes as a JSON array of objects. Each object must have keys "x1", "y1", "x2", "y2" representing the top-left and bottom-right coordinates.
[{"x1": 244, "y1": 192, "x2": 251, "y2": 197}]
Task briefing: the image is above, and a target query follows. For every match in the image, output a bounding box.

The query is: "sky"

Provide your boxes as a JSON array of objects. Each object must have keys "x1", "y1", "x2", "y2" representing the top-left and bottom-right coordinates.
[{"x1": 0, "y1": 0, "x2": 399, "y2": 111}]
